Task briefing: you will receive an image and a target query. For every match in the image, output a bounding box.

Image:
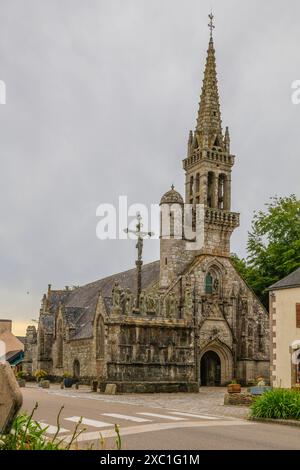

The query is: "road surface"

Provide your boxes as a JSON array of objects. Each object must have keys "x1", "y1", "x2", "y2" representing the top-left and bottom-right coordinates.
[{"x1": 21, "y1": 385, "x2": 300, "y2": 450}]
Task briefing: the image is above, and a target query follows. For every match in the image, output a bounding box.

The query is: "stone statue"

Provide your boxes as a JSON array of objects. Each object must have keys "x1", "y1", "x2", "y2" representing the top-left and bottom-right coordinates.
[
  {"x1": 165, "y1": 295, "x2": 171, "y2": 318},
  {"x1": 153, "y1": 294, "x2": 160, "y2": 316},
  {"x1": 184, "y1": 283, "x2": 193, "y2": 319},
  {"x1": 125, "y1": 289, "x2": 134, "y2": 315},
  {"x1": 139, "y1": 290, "x2": 146, "y2": 314},
  {"x1": 169, "y1": 292, "x2": 177, "y2": 317},
  {"x1": 145, "y1": 293, "x2": 155, "y2": 313},
  {"x1": 112, "y1": 282, "x2": 121, "y2": 309},
  {"x1": 213, "y1": 278, "x2": 219, "y2": 294}
]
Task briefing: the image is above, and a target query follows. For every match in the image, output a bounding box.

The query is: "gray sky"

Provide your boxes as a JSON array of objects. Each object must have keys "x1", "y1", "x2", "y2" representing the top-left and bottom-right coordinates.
[{"x1": 0, "y1": 0, "x2": 299, "y2": 334}]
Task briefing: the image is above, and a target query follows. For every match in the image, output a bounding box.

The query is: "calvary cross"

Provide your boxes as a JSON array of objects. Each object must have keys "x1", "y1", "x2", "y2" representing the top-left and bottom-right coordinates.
[{"x1": 124, "y1": 213, "x2": 154, "y2": 310}]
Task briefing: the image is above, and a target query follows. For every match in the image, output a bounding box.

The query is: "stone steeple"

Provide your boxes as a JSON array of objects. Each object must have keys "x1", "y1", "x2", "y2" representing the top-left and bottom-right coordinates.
[
  {"x1": 195, "y1": 35, "x2": 224, "y2": 151},
  {"x1": 182, "y1": 14, "x2": 240, "y2": 256}
]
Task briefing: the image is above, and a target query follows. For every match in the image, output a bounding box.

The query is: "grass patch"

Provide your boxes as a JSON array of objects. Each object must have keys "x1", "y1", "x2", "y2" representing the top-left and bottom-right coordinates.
[{"x1": 250, "y1": 389, "x2": 300, "y2": 421}]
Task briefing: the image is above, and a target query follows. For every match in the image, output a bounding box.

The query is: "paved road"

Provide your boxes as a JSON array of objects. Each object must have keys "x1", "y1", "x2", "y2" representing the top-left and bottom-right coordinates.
[{"x1": 21, "y1": 385, "x2": 300, "y2": 450}]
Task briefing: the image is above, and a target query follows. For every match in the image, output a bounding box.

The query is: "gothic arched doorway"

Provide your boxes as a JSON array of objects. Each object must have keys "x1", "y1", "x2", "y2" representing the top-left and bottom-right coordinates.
[
  {"x1": 200, "y1": 351, "x2": 221, "y2": 386},
  {"x1": 73, "y1": 359, "x2": 80, "y2": 379}
]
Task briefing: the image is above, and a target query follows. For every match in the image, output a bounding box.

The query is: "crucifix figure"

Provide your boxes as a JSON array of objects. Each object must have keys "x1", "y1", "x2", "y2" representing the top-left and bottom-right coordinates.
[
  {"x1": 208, "y1": 12, "x2": 215, "y2": 37},
  {"x1": 124, "y1": 213, "x2": 153, "y2": 310}
]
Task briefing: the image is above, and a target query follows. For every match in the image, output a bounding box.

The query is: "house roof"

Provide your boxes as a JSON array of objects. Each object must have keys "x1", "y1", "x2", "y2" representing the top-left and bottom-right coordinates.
[
  {"x1": 269, "y1": 267, "x2": 300, "y2": 291},
  {"x1": 0, "y1": 330, "x2": 25, "y2": 354}
]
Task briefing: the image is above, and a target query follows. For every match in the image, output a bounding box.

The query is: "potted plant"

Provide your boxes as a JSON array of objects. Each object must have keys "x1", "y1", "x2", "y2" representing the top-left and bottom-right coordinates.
[
  {"x1": 63, "y1": 372, "x2": 73, "y2": 388},
  {"x1": 227, "y1": 379, "x2": 241, "y2": 394},
  {"x1": 16, "y1": 370, "x2": 26, "y2": 387},
  {"x1": 34, "y1": 369, "x2": 47, "y2": 385}
]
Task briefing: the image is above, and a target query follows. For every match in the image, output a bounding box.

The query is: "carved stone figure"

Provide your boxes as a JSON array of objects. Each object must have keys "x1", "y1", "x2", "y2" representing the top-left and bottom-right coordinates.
[
  {"x1": 112, "y1": 282, "x2": 121, "y2": 309},
  {"x1": 139, "y1": 290, "x2": 146, "y2": 314},
  {"x1": 184, "y1": 284, "x2": 193, "y2": 319},
  {"x1": 169, "y1": 292, "x2": 177, "y2": 317},
  {"x1": 125, "y1": 290, "x2": 134, "y2": 315}
]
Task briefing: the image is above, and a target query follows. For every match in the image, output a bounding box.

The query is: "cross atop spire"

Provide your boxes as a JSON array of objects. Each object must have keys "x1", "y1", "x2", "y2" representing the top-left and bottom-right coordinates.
[{"x1": 208, "y1": 12, "x2": 215, "y2": 38}]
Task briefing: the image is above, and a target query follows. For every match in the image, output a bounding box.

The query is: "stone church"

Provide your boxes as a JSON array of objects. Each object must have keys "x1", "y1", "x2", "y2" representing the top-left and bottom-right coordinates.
[{"x1": 24, "y1": 23, "x2": 270, "y2": 392}]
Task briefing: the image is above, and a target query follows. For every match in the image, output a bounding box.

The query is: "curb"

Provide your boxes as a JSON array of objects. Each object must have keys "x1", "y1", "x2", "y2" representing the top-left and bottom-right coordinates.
[{"x1": 249, "y1": 417, "x2": 300, "y2": 428}]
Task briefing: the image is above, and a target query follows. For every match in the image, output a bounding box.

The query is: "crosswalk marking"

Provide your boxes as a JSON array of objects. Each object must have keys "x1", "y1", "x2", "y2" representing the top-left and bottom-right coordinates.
[
  {"x1": 64, "y1": 419, "x2": 252, "y2": 443},
  {"x1": 170, "y1": 412, "x2": 220, "y2": 420},
  {"x1": 138, "y1": 412, "x2": 186, "y2": 421},
  {"x1": 65, "y1": 417, "x2": 112, "y2": 428},
  {"x1": 102, "y1": 413, "x2": 152, "y2": 423},
  {"x1": 37, "y1": 422, "x2": 69, "y2": 435}
]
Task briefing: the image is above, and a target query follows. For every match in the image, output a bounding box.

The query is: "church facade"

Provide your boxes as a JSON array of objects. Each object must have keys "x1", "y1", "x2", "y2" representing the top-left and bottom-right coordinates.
[{"x1": 24, "y1": 25, "x2": 270, "y2": 392}]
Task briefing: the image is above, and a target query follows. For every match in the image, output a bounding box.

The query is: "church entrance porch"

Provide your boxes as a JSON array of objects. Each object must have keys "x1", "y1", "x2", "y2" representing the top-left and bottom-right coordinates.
[
  {"x1": 200, "y1": 351, "x2": 221, "y2": 386},
  {"x1": 199, "y1": 341, "x2": 234, "y2": 386}
]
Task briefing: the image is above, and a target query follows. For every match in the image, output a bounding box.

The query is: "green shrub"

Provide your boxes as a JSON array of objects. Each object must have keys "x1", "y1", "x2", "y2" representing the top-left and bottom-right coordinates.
[
  {"x1": 34, "y1": 369, "x2": 47, "y2": 381},
  {"x1": 0, "y1": 403, "x2": 122, "y2": 450},
  {"x1": 16, "y1": 370, "x2": 27, "y2": 380},
  {"x1": 0, "y1": 404, "x2": 84, "y2": 450},
  {"x1": 250, "y1": 389, "x2": 300, "y2": 420}
]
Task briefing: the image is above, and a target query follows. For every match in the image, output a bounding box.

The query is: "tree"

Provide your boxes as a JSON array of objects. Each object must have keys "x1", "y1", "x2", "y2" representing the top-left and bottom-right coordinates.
[{"x1": 232, "y1": 195, "x2": 300, "y2": 307}]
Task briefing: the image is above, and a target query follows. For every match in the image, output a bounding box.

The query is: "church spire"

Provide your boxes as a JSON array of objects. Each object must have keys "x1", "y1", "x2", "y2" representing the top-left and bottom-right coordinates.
[{"x1": 195, "y1": 13, "x2": 223, "y2": 151}]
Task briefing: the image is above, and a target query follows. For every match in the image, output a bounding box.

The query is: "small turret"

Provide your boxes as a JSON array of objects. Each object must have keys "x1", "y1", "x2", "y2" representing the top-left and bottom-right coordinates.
[
  {"x1": 187, "y1": 130, "x2": 193, "y2": 157},
  {"x1": 224, "y1": 126, "x2": 230, "y2": 153}
]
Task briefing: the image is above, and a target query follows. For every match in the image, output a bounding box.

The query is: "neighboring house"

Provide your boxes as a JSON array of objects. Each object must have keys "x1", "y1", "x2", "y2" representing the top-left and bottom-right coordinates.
[
  {"x1": 0, "y1": 320, "x2": 24, "y2": 369},
  {"x1": 269, "y1": 268, "x2": 300, "y2": 388}
]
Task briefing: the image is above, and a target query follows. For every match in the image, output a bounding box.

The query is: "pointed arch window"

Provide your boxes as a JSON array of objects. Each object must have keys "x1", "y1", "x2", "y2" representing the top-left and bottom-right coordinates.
[
  {"x1": 205, "y1": 272, "x2": 213, "y2": 294},
  {"x1": 96, "y1": 316, "x2": 105, "y2": 359}
]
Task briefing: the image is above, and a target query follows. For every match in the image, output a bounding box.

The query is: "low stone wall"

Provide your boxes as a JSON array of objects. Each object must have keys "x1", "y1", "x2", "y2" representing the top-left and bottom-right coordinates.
[
  {"x1": 99, "y1": 381, "x2": 199, "y2": 394},
  {"x1": 224, "y1": 393, "x2": 253, "y2": 406}
]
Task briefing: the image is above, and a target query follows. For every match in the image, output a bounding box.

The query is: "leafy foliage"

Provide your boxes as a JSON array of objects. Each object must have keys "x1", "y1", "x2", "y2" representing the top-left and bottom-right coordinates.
[
  {"x1": 34, "y1": 369, "x2": 47, "y2": 381},
  {"x1": 232, "y1": 195, "x2": 300, "y2": 307},
  {"x1": 251, "y1": 389, "x2": 300, "y2": 420},
  {"x1": 0, "y1": 404, "x2": 84, "y2": 450}
]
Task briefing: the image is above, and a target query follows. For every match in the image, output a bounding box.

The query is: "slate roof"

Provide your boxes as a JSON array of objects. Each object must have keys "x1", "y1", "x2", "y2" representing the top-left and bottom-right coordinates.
[
  {"x1": 269, "y1": 267, "x2": 300, "y2": 291},
  {"x1": 44, "y1": 261, "x2": 160, "y2": 340}
]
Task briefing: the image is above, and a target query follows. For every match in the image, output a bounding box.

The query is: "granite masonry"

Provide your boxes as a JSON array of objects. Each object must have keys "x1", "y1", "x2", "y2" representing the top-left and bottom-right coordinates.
[{"x1": 24, "y1": 27, "x2": 270, "y2": 392}]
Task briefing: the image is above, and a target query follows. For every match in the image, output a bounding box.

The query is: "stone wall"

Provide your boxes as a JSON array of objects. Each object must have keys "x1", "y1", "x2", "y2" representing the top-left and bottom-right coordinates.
[{"x1": 104, "y1": 317, "x2": 197, "y2": 390}]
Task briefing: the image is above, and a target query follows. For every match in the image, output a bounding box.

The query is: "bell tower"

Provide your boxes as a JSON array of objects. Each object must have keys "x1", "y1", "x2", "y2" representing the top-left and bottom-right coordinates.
[{"x1": 183, "y1": 14, "x2": 239, "y2": 256}]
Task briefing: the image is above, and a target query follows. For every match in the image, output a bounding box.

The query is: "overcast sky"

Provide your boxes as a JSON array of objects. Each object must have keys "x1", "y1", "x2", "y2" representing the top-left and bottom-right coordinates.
[{"x1": 0, "y1": 0, "x2": 299, "y2": 335}]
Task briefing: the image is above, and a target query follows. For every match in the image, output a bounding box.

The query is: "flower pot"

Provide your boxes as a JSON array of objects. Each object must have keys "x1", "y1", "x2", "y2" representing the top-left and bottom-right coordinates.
[
  {"x1": 41, "y1": 380, "x2": 50, "y2": 389},
  {"x1": 17, "y1": 379, "x2": 26, "y2": 388},
  {"x1": 63, "y1": 377, "x2": 73, "y2": 388},
  {"x1": 227, "y1": 384, "x2": 241, "y2": 394}
]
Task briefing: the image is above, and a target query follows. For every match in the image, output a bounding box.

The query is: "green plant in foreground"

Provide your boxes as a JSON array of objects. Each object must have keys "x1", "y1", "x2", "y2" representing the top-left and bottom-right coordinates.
[
  {"x1": 0, "y1": 403, "x2": 85, "y2": 450},
  {"x1": 250, "y1": 389, "x2": 300, "y2": 421},
  {"x1": 0, "y1": 403, "x2": 123, "y2": 450},
  {"x1": 115, "y1": 424, "x2": 122, "y2": 450}
]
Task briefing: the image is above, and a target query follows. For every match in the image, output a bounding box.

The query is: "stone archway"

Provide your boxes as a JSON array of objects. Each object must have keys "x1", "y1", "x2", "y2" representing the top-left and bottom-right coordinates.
[
  {"x1": 201, "y1": 351, "x2": 221, "y2": 386},
  {"x1": 199, "y1": 340, "x2": 233, "y2": 386}
]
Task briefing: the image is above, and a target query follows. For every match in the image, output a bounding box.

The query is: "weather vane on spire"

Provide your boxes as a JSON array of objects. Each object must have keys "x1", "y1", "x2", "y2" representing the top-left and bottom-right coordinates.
[{"x1": 208, "y1": 12, "x2": 215, "y2": 37}]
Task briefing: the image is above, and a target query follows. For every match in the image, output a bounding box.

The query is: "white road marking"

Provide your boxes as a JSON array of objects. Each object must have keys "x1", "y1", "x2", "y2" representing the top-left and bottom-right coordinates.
[
  {"x1": 102, "y1": 413, "x2": 152, "y2": 423},
  {"x1": 170, "y1": 412, "x2": 220, "y2": 420},
  {"x1": 64, "y1": 420, "x2": 253, "y2": 443},
  {"x1": 65, "y1": 416, "x2": 112, "y2": 428},
  {"x1": 138, "y1": 412, "x2": 186, "y2": 421},
  {"x1": 37, "y1": 422, "x2": 69, "y2": 435}
]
